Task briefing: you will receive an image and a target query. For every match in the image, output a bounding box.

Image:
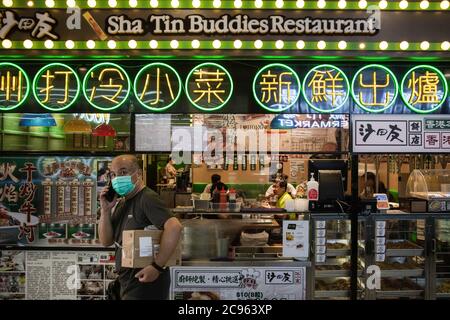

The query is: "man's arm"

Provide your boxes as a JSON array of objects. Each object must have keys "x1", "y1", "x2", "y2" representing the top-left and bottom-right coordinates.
[{"x1": 154, "y1": 217, "x2": 183, "y2": 267}]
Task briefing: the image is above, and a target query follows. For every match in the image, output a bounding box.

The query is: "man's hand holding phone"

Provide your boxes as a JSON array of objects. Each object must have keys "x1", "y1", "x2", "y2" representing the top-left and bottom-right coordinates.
[{"x1": 100, "y1": 181, "x2": 118, "y2": 213}]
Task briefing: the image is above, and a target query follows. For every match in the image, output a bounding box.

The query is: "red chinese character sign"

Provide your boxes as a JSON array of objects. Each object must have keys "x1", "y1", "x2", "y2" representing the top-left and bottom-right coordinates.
[
  {"x1": 185, "y1": 63, "x2": 233, "y2": 111},
  {"x1": 351, "y1": 64, "x2": 398, "y2": 113},
  {"x1": 302, "y1": 64, "x2": 349, "y2": 113},
  {"x1": 0, "y1": 63, "x2": 30, "y2": 111},
  {"x1": 133, "y1": 63, "x2": 182, "y2": 112},
  {"x1": 252, "y1": 63, "x2": 301, "y2": 112},
  {"x1": 82, "y1": 62, "x2": 131, "y2": 111},
  {"x1": 32, "y1": 63, "x2": 81, "y2": 111},
  {"x1": 401, "y1": 65, "x2": 448, "y2": 114}
]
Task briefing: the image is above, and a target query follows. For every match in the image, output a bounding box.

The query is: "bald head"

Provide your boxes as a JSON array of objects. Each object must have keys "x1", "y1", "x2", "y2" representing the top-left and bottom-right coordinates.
[{"x1": 111, "y1": 155, "x2": 142, "y2": 180}]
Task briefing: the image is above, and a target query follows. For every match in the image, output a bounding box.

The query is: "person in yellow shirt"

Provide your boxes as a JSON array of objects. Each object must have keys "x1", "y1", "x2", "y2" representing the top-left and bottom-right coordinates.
[{"x1": 274, "y1": 180, "x2": 293, "y2": 209}]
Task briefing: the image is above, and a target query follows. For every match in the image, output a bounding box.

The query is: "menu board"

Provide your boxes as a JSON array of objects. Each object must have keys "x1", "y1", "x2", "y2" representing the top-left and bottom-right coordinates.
[{"x1": 0, "y1": 250, "x2": 115, "y2": 300}]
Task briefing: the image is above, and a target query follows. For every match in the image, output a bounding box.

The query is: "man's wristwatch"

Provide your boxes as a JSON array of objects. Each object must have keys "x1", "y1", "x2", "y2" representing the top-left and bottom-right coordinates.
[{"x1": 151, "y1": 261, "x2": 166, "y2": 273}]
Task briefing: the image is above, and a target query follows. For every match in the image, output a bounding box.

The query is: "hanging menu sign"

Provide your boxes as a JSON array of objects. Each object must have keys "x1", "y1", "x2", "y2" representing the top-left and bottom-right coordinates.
[{"x1": 352, "y1": 114, "x2": 450, "y2": 153}]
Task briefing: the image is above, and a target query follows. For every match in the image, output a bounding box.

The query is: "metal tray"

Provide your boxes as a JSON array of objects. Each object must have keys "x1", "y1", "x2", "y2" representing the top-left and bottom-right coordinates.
[
  {"x1": 376, "y1": 290, "x2": 423, "y2": 298},
  {"x1": 326, "y1": 249, "x2": 351, "y2": 256},
  {"x1": 315, "y1": 270, "x2": 351, "y2": 278},
  {"x1": 436, "y1": 293, "x2": 450, "y2": 298},
  {"x1": 380, "y1": 269, "x2": 424, "y2": 278},
  {"x1": 314, "y1": 290, "x2": 350, "y2": 298},
  {"x1": 385, "y1": 241, "x2": 424, "y2": 257}
]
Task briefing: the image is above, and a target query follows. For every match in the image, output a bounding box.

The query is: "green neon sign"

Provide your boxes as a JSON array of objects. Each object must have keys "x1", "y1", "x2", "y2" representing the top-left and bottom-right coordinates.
[
  {"x1": 351, "y1": 64, "x2": 399, "y2": 113},
  {"x1": 82, "y1": 62, "x2": 131, "y2": 111},
  {"x1": 0, "y1": 62, "x2": 30, "y2": 111},
  {"x1": 252, "y1": 63, "x2": 301, "y2": 112},
  {"x1": 133, "y1": 63, "x2": 182, "y2": 112},
  {"x1": 401, "y1": 65, "x2": 448, "y2": 114},
  {"x1": 185, "y1": 62, "x2": 233, "y2": 111},
  {"x1": 302, "y1": 64, "x2": 349, "y2": 113},
  {"x1": 32, "y1": 63, "x2": 81, "y2": 111}
]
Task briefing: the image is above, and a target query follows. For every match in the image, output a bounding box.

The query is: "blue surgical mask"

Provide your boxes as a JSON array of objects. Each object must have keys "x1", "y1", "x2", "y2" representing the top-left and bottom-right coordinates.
[{"x1": 112, "y1": 174, "x2": 136, "y2": 196}]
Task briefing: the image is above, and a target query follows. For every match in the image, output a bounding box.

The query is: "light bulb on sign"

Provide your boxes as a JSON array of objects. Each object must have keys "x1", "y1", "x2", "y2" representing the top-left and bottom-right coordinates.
[
  {"x1": 358, "y1": 0, "x2": 367, "y2": 9},
  {"x1": 275, "y1": 40, "x2": 284, "y2": 49},
  {"x1": 399, "y1": 0, "x2": 408, "y2": 9},
  {"x1": 400, "y1": 41, "x2": 409, "y2": 50},
  {"x1": 296, "y1": 40, "x2": 305, "y2": 49},
  {"x1": 213, "y1": 0, "x2": 221, "y2": 8},
  {"x1": 213, "y1": 40, "x2": 221, "y2": 49},
  {"x1": 45, "y1": 0, "x2": 55, "y2": 7},
  {"x1": 170, "y1": 40, "x2": 179, "y2": 49},
  {"x1": 378, "y1": 0, "x2": 387, "y2": 9},
  {"x1": 254, "y1": 40, "x2": 263, "y2": 49},
  {"x1": 420, "y1": 41, "x2": 430, "y2": 50},
  {"x1": 27, "y1": 0, "x2": 34, "y2": 6},
  {"x1": 379, "y1": 41, "x2": 388, "y2": 50},
  {"x1": 338, "y1": 0, "x2": 346, "y2": 9},
  {"x1": 66, "y1": 0, "x2": 76, "y2": 7},
  {"x1": 192, "y1": 0, "x2": 201, "y2": 8},
  {"x1": 254, "y1": 0, "x2": 263, "y2": 8},
  {"x1": 150, "y1": 0, "x2": 159, "y2": 8},
  {"x1": 65, "y1": 40, "x2": 75, "y2": 49},
  {"x1": 441, "y1": 0, "x2": 450, "y2": 9},
  {"x1": 234, "y1": 0, "x2": 242, "y2": 8},
  {"x1": 338, "y1": 41, "x2": 347, "y2": 50},
  {"x1": 2, "y1": 0, "x2": 13, "y2": 7},
  {"x1": 317, "y1": 40, "x2": 326, "y2": 50},
  {"x1": 23, "y1": 40, "x2": 33, "y2": 49},
  {"x1": 317, "y1": 0, "x2": 326, "y2": 9},
  {"x1": 149, "y1": 40, "x2": 158, "y2": 49},
  {"x1": 44, "y1": 40, "x2": 54, "y2": 49},
  {"x1": 171, "y1": 0, "x2": 179, "y2": 7},
  {"x1": 2, "y1": 39, "x2": 12, "y2": 49},
  {"x1": 108, "y1": 0, "x2": 117, "y2": 7},
  {"x1": 107, "y1": 40, "x2": 116, "y2": 49},
  {"x1": 191, "y1": 40, "x2": 200, "y2": 49},
  {"x1": 359, "y1": 43, "x2": 366, "y2": 49},
  {"x1": 441, "y1": 41, "x2": 450, "y2": 50},
  {"x1": 87, "y1": 0, "x2": 96, "y2": 7},
  {"x1": 296, "y1": 0, "x2": 305, "y2": 8},
  {"x1": 276, "y1": 0, "x2": 284, "y2": 8},
  {"x1": 233, "y1": 40, "x2": 242, "y2": 49},
  {"x1": 129, "y1": 0, "x2": 138, "y2": 7},
  {"x1": 86, "y1": 40, "x2": 96, "y2": 49},
  {"x1": 420, "y1": 0, "x2": 429, "y2": 9},
  {"x1": 128, "y1": 40, "x2": 137, "y2": 49}
]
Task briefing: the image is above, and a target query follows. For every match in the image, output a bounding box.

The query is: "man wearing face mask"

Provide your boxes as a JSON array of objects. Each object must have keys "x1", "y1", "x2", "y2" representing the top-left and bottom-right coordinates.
[{"x1": 99, "y1": 155, "x2": 182, "y2": 300}]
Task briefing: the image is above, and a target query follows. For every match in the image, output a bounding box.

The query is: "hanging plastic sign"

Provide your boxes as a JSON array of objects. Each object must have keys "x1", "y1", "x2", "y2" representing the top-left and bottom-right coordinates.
[
  {"x1": 351, "y1": 64, "x2": 398, "y2": 113},
  {"x1": 302, "y1": 64, "x2": 349, "y2": 113},
  {"x1": 401, "y1": 65, "x2": 448, "y2": 114},
  {"x1": 253, "y1": 63, "x2": 301, "y2": 112},
  {"x1": 32, "y1": 63, "x2": 80, "y2": 111},
  {"x1": 133, "y1": 63, "x2": 182, "y2": 112},
  {"x1": 0, "y1": 62, "x2": 30, "y2": 111},
  {"x1": 185, "y1": 62, "x2": 233, "y2": 111},
  {"x1": 82, "y1": 62, "x2": 131, "y2": 111}
]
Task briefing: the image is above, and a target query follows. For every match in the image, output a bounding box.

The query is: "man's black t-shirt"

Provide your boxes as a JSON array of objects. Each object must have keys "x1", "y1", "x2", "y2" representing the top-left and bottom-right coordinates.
[{"x1": 110, "y1": 187, "x2": 174, "y2": 299}]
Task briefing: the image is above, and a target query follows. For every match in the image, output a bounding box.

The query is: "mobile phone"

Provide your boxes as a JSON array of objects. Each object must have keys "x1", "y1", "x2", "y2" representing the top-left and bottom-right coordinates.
[{"x1": 104, "y1": 180, "x2": 117, "y2": 202}]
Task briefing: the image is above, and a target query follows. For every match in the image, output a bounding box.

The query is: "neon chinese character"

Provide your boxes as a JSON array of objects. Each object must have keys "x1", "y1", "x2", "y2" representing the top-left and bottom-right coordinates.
[
  {"x1": 359, "y1": 72, "x2": 391, "y2": 106},
  {"x1": 308, "y1": 70, "x2": 344, "y2": 106},
  {"x1": 408, "y1": 71, "x2": 440, "y2": 104},
  {"x1": 90, "y1": 68, "x2": 125, "y2": 104},
  {"x1": 31, "y1": 12, "x2": 57, "y2": 39},
  {"x1": 140, "y1": 67, "x2": 175, "y2": 105},
  {"x1": 0, "y1": 69, "x2": 24, "y2": 102},
  {"x1": 39, "y1": 69, "x2": 73, "y2": 104},
  {"x1": 192, "y1": 68, "x2": 226, "y2": 104},
  {"x1": 260, "y1": 70, "x2": 293, "y2": 104}
]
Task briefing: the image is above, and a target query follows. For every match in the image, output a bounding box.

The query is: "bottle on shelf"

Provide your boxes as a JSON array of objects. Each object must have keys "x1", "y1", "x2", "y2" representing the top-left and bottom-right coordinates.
[
  {"x1": 307, "y1": 173, "x2": 319, "y2": 201},
  {"x1": 228, "y1": 187, "x2": 236, "y2": 204},
  {"x1": 219, "y1": 187, "x2": 227, "y2": 210}
]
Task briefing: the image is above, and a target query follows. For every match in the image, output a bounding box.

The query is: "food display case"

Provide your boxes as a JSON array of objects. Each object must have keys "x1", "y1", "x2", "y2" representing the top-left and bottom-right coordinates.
[
  {"x1": 406, "y1": 169, "x2": 450, "y2": 213},
  {"x1": 431, "y1": 216, "x2": 450, "y2": 300}
]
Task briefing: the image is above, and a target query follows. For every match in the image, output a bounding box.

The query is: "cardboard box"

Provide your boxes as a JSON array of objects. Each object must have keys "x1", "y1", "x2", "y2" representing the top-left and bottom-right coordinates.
[{"x1": 121, "y1": 230, "x2": 182, "y2": 269}]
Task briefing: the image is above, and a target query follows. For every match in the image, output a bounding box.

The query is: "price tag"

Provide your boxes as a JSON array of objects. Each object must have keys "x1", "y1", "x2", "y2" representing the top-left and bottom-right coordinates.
[
  {"x1": 315, "y1": 254, "x2": 326, "y2": 263},
  {"x1": 315, "y1": 221, "x2": 326, "y2": 229},
  {"x1": 316, "y1": 229, "x2": 326, "y2": 237},
  {"x1": 376, "y1": 245, "x2": 386, "y2": 254},
  {"x1": 316, "y1": 237, "x2": 326, "y2": 246},
  {"x1": 376, "y1": 228, "x2": 385, "y2": 237},
  {"x1": 376, "y1": 221, "x2": 386, "y2": 229},
  {"x1": 375, "y1": 253, "x2": 386, "y2": 262},
  {"x1": 316, "y1": 245, "x2": 326, "y2": 254},
  {"x1": 376, "y1": 237, "x2": 386, "y2": 245}
]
